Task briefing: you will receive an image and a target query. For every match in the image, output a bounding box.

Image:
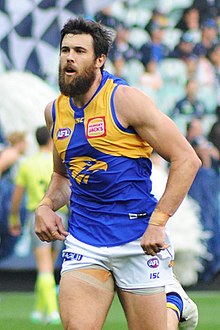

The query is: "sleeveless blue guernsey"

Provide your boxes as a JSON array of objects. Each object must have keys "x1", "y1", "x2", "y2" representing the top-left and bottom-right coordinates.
[{"x1": 52, "y1": 70, "x2": 157, "y2": 247}]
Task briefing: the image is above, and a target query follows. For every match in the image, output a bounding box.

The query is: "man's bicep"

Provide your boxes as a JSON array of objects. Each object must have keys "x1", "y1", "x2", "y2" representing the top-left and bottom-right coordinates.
[
  {"x1": 136, "y1": 111, "x2": 191, "y2": 162},
  {"x1": 115, "y1": 86, "x2": 191, "y2": 161}
]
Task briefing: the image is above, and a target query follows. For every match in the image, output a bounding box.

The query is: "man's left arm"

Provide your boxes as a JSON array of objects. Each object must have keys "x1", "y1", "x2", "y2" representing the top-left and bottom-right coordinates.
[{"x1": 115, "y1": 86, "x2": 201, "y2": 255}]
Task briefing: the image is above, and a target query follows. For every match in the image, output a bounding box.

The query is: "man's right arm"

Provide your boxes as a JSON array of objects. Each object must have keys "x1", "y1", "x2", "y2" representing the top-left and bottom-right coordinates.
[
  {"x1": 35, "y1": 102, "x2": 70, "y2": 242},
  {"x1": 37, "y1": 101, "x2": 70, "y2": 211}
]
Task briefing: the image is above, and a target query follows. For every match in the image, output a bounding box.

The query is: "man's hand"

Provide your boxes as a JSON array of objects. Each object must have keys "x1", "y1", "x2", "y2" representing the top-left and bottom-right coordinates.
[
  {"x1": 35, "y1": 205, "x2": 68, "y2": 242},
  {"x1": 140, "y1": 224, "x2": 169, "y2": 256}
]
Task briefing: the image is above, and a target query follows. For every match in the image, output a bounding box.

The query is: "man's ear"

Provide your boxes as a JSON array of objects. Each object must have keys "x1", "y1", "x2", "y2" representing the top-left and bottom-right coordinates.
[{"x1": 96, "y1": 54, "x2": 106, "y2": 69}]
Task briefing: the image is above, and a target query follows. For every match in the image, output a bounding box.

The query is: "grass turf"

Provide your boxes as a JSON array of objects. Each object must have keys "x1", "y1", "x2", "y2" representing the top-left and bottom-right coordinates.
[{"x1": 0, "y1": 291, "x2": 219, "y2": 329}]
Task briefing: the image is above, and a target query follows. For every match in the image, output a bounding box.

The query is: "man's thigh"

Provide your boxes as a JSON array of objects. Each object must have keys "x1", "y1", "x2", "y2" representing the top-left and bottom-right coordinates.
[
  {"x1": 59, "y1": 270, "x2": 114, "y2": 330},
  {"x1": 118, "y1": 289, "x2": 167, "y2": 330}
]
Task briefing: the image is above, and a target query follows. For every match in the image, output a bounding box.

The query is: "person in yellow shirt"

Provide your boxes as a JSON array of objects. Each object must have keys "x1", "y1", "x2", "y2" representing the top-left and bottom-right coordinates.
[{"x1": 9, "y1": 126, "x2": 68, "y2": 325}]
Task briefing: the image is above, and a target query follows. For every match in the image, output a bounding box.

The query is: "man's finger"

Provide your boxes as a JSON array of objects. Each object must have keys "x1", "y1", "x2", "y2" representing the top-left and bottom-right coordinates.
[
  {"x1": 51, "y1": 230, "x2": 66, "y2": 241},
  {"x1": 56, "y1": 222, "x2": 69, "y2": 237},
  {"x1": 158, "y1": 243, "x2": 170, "y2": 251}
]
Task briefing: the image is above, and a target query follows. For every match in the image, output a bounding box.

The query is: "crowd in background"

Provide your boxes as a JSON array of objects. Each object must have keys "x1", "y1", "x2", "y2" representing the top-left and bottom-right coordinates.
[
  {"x1": 1, "y1": 0, "x2": 220, "y2": 285},
  {"x1": 94, "y1": 1, "x2": 220, "y2": 117}
]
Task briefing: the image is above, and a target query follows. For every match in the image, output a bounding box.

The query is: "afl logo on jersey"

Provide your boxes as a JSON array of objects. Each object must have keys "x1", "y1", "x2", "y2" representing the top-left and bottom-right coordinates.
[
  {"x1": 87, "y1": 116, "x2": 106, "y2": 138},
  {"x1": 147, "y1": 258, "x2": 160, "y2": 268},
  {"x1": 57, "y1": 128, "x2": 71, "y2": 140}
]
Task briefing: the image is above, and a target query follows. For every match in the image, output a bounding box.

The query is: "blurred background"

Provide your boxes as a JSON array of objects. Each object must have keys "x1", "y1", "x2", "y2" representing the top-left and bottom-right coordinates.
[{"x1": 1, "y1": 0, "x2": 220, "y2": 328}]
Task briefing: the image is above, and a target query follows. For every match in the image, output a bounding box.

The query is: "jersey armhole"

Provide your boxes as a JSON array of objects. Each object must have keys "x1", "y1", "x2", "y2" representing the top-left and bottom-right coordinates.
[{"x1": 110, "y1": 85, "x2": 135, "y2": 134}]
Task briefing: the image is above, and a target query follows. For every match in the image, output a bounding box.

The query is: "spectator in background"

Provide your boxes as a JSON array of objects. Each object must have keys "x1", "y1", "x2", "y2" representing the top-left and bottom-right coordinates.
[
  {"x1": 169, "y1": 31, "x2": 197, "y2": 61},
  {"x1": 176, "y1": 6, "x2": 199, "y2": 32},
  {"x1": 0, "y1": 131, "x2": 27, "y2": 260},
  {"x1": 108, "y1": 21, "x2": 140, "y2": 78},
  {"x1": 186, "y1": 117, "x2": 220, "y2": 281},
  {"x1": 171, "y1": 79, "x2": 206, "y2": 118},
  {"x1": 9, "y1": 126, "x2": 68, "y2": 325},
  {"x1": 94, "y1": 5, "x2": 121, "y2": 30},
  {"x1": 168, "y1": 32, "x2": 200, "y2": 81},
  {"x1": 144, "y1": 8, "x2": 168, "y2": 35},
  {"x1": 190, "y1": 24, "x2": 217, "y2": 108},
  {"x1": 140, "y1": 21, "x2": 170, "y2": 68},
  {"x1": 193, "y1": 18, "x2": 218, "y2": 58},
  {"x1": 175, "y1": 6, "x2": 201, "y2": 43}
]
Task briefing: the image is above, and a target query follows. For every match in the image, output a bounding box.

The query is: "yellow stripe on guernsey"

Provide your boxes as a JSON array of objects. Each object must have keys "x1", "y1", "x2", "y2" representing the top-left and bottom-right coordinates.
[
  {"x1": 53, "y1": 95, "x2": 75, "y2": 162},
  {"x1": 53, "y1": 76, "x2": 152, "y2": 161}
]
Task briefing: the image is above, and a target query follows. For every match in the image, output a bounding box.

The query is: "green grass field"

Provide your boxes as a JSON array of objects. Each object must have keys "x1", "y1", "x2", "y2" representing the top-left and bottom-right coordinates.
[{"x1": 0, "y1": 291, "x2": 219, "y2": 329}]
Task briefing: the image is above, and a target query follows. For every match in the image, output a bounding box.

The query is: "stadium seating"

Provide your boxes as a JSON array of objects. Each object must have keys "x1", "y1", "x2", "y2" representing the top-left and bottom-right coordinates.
[
  {"x1": 158, "y1": 58, "x2": 188, "y2": 114},
  {"x1": 128, "y1": 27, "x2": 150, "y2": 49}
]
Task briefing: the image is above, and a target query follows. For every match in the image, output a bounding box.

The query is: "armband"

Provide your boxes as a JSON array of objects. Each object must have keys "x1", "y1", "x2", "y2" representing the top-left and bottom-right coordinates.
[
  {"x1": 37, "y1": 197, "x2": 54, "y2": 210},
  {"x1": 149, "y1": 208, "x2": 172, "y2": 227}
]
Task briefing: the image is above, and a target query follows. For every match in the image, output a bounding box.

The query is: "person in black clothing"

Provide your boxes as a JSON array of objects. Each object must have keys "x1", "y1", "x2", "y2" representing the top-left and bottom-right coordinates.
[
  {"x1": 140, "y1": 22, "x2": 170, "y2": 67},
  {"x1": 193, "y1": 18, "x2": 218, "y2": 57},
  {"x1": 94, "y1": 5, "x2": 122, "y2": 30},
  {"x1": 171, "y1": 79, "x2": 206, "y2": 118},
  {"x1": 169, "y1": 32, "x2": 196, "y2": 61}
]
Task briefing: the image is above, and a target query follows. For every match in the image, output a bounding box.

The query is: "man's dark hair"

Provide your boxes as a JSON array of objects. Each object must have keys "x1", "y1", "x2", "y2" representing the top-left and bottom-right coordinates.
[
  {"x1": 35, "y1": 126, "x2": 50, "y2": 146},
  {"x1": 60, "y1": 17, "x2": 113, "y2": 71}
]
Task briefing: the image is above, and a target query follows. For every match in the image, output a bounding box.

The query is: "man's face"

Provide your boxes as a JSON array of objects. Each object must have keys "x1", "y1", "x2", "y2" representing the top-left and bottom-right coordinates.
[{"x1": 59, "y1": 33, "x2": 97, "y2": 97}]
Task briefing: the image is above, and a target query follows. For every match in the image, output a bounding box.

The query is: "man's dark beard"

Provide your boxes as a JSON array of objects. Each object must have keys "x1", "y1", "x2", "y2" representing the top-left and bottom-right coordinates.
[{"x1": 59, "y1": 63, "x2": 96, "y2": 97}]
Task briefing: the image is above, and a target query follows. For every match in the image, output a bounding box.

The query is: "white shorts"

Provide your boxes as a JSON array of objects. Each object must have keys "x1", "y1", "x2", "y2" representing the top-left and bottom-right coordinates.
[{"x1": 61, "y1": 234, "x2": 174, "y2": 290}]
